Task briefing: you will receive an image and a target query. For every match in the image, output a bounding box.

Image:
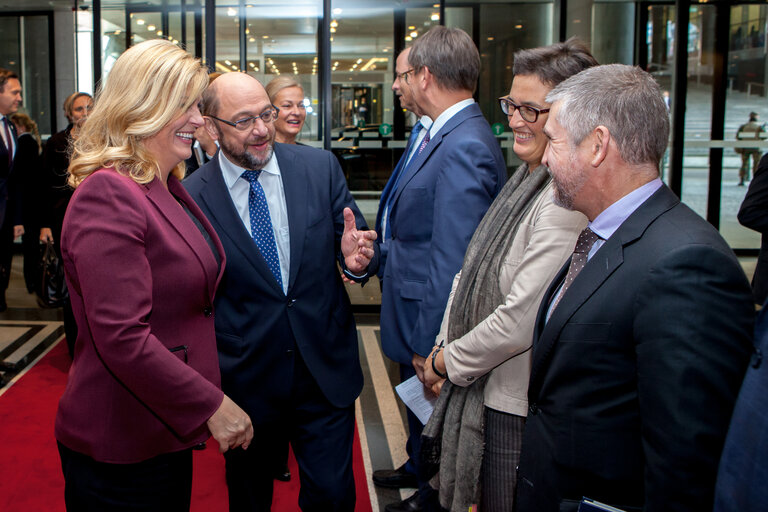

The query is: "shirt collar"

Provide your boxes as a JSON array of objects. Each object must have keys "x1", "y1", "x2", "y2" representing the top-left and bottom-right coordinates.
[
  {"x1": 589, "y1": 177, "x2": 663, "y2": 241},
  {"x1": 218, "y1": 146, "x2": 281, "y2": 192},
  {"x1": 428, "y1": 98, "x2": 474, "y2": 138}
]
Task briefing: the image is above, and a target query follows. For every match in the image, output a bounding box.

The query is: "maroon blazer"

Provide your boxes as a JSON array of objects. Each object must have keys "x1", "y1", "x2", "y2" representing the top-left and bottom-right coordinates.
[{"x1": 55, "y1": 169, "x2": 226, "y2": 464}]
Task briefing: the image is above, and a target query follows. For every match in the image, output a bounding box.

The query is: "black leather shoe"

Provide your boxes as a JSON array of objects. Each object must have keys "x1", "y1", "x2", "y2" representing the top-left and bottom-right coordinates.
[
  {"x1": 384, "y1": 492, "x2": 422, "y2": 512},
  {"x1": 274, "y1": 464, "x2": 291, "y2": 482},
  {"x1": 373, "y1": 463, "x2": 418, "y2": 489}
]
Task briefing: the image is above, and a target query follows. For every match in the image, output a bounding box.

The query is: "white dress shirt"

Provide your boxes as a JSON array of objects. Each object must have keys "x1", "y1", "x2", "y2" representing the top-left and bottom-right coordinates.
[{"x1": 219, "y1": 149, "x2": 290, "y2": 293}]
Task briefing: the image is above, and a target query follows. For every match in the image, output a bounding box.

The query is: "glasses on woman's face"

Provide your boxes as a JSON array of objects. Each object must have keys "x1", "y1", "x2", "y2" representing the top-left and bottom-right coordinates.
[
  {"x1": 208, "y1": 106, "x2": 280, "y2": 131},
  {"x1": 498, "y1": 97, "x2": 550, "y2": 123}
]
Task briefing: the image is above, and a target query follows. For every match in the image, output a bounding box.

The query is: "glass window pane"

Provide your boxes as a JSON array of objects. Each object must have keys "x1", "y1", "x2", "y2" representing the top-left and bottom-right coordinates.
[
  {"x1": 246, "y1": 2, "x2": 321, "y2": 143},
  {"x1": 722, "y1": 3, "x2": 767, "y2": 250}
]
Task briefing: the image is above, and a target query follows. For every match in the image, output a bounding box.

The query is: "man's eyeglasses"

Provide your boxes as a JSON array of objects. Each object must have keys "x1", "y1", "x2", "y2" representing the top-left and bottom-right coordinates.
[
  {"x1": 208, "y1": 107, "x2": 280, "y2": 131},
  {"x1": 394, "y1": 68, "x2": 414, "y2": 83},
  {"x1": 498, "y1": 97, "x2": 550, "y2": 123}
]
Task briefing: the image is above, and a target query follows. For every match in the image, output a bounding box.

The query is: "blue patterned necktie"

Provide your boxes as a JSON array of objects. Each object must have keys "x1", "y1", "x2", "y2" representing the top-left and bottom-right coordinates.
[
  {"x1": 241, "y1": 170, "x2": 283, "y2": 288},
  {"x1": 383, "y1": 121, "x2": 424, "y2": 240}
]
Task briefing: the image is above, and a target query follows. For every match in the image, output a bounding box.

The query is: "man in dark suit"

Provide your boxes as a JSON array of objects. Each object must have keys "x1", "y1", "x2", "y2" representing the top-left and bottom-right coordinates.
[
  {"x1": 184, "y1": 72, "x2": 378, "y2": 512},
  {"x1": 515, "y1": 64, "x2": 754, "y2": 512},
  {"x1": 715, "y1": 298, "x2": 768, "y2": 511},
  {"x1": 738, "y1": 152, "x2": 768, "y2": 304},
  {"x1": 0, "y1": 68, "x2": 23, "y2": 312},
  {"x1": 376, "y1": 27, "x2": 506, "y2": 512}
]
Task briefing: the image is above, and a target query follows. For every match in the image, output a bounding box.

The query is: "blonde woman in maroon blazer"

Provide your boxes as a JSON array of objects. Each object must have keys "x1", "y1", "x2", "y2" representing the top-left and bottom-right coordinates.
[{"x1": 55, "y1": 40, "x2": 253, "y2": 511}]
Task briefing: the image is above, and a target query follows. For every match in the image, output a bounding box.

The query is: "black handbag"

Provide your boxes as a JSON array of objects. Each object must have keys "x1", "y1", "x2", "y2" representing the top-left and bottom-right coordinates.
[{"x1": 37, "y1": 240, "x2": 68, "y2": 308}]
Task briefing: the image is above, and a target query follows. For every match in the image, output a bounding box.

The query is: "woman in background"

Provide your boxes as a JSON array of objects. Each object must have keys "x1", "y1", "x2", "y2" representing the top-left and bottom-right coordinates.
[
  {"x1": 8, "y1": 113, "x2": 40, "y2": 297},
  {"x1": 55, "y1": 39, "x2": 253, "y2": 511},
  {"x1": 39, "y1": 92, "x2": 92, "y2": 356},
  {"x1": 421, "y1": 39, "x2": 597, "y2": 512},
  {"x1": 266, "y1": 76, "x2": 307, "y2": 145}
]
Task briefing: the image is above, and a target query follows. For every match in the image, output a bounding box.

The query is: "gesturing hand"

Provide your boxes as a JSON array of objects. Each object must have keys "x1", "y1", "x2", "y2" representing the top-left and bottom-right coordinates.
[
  {"x1": 341, "y1": 207, "x2": 377, "y2": 275},
  {"x1": 206, "y1": 395, "x2": 254, "y2": 453}
]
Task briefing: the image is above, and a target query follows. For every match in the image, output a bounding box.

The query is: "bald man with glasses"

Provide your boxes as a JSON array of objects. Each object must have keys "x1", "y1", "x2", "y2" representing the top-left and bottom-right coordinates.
[{"x1": 184, "y1": 72, "x2": 378, "y2": 512}]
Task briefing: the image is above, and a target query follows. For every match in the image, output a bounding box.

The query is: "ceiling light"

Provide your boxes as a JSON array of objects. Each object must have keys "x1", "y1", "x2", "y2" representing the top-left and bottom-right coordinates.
[
  {"x1": 405, "y1": 36, "x2": 412, "y2": 42},
  {"x1": 431, "y1": 13, "x2": 440, "y2": 21},
  {"x1": 249, "y1": 37, "x2": 255, "y2": 42},
  {"x1": 330, "y1": 20, "x2": 338, "y2": 28},
  {"x1": 330, "y1": 27, "x2": 336, "y2": 33},
  {"x1": 332, "y1": 8, "x2": 342, "y2": 15},
  {"x1": 147, "y1": 24, "x2": 156, "y2": 31},
  {"x1": 487, "y1": 36, "x2": 494, "y2": 41},
  {"x1": 408, "y1": 25, "x2": 415, "y2": 30},
  {"x1": 410, "y1": 31, "x2": 418, "y2": 38},
  {"x1": 156, "y1": 30, "x2": 162, "y2": 36},
  {"x1": 136, "y1": 19, "x2": 145, "y2": 25},
  {"x1": 227, "y1": 7, "x2": 236, "y2": 16}
]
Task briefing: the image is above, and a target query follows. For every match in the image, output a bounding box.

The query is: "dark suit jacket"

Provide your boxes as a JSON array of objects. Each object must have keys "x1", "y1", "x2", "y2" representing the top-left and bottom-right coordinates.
[
  {"x1": 738, "y1": 152, "x2": 768, "y2": 303},
  {"x1": 715, "y1": 299, "x2": 768, "y2": 511},
  {"x1": 40, "y1": 126, "x2": 74, "y2": 240},
  {"x1": 0, "y1": 118, "x2": 21, "y2": 228},
  {"x1": 378, "y1": 103, "x2": 506, "y2": 364},
  {"x1": 183, "y1": 143, "x2": 377, "y2": 424},
  {"x1": 55, "y1": 169, "x2": 226, "y2": 463},
  {"x1": 516, "y1": 185, "x2": 754, "y2": 512}
]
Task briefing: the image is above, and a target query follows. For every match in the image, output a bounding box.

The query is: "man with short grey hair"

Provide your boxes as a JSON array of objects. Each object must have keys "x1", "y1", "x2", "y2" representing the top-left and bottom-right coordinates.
[{"x1": 516, "y1": 64, "x2": 754, "y2": 511}]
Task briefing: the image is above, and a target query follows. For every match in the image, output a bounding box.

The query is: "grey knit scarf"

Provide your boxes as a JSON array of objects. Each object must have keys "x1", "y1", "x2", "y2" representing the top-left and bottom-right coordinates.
[{"x1": 421, "y1": 163, "x2": 551, "y2": 511}]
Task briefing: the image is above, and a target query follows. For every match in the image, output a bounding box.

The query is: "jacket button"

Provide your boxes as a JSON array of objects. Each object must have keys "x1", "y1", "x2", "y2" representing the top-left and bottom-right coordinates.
[
  {"x1": 203, "y1": 306, "x2": 212, "y2": 317},
  {"x1": 287, "y1": 299, "x2": 296, "y2": 308},
  {"x1": 466, "y1": 376, "x2": 475, "y2": 382},
  {"x1": 528, "y1": 403, "x2": 538, "y2": 415}
]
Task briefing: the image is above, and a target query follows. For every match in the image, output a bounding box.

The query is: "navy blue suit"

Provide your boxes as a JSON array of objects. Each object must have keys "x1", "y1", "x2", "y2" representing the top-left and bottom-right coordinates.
[
  {"x1": 184, "y1": 143, "x2": 378, "y2": 511},
  {"x1": 0, "y1": 117, "x2": 20, "y2": 229},
  {"x1": 379, "y1": 102, "x2": 506, "y2": 365},
  {"x1": 714, "y1": 301, "x2": 768, "y2": 511},
  {"x1": 376, "y1": 102, "x2": 505, "y2": 506}
]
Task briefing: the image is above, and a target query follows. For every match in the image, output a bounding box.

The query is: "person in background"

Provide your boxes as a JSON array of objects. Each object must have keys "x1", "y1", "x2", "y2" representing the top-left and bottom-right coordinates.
[
  {"x1": 8, "y1": 112, "x2": 41, "y2": 296},
  {"x1": 735, "y1": 111, "x2": 765, "y2": 186},
  {"x1": 266, "y1": 76, "x2": 307, "y2": 145},
  {"x1": 515, "y1": 64, "x2": 753, "y2": 512},
  {"x1": 421, "y1": 39, "x2": 596, "y2": 512},
  {"x1": 185, "y1": 72, "x2": 221, "y2": 176},
  {"x1": 0, "y1": 68, "x2": 23, "y2": 312},
  {"x1": 375, "y1": 26, "x2": 507, "y2": 512},
  {"x1": 738, "y1": 152, "x2": 768, "y2": 304},
  {"x1": 39, "y1": 91, "x2": 92, "y2": 357},
  {"x1": 55, "y1": 39, "x2": 253, "y2": 511}
]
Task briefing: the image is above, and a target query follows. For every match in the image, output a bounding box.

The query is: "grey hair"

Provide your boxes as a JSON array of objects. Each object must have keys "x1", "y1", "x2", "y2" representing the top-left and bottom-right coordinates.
[
  {"x1": 409, "y1": 26, "x2": 479, "y2": 93},
  {"x1": 546, "y1": 64, "x2": 669, "y2": 167}
]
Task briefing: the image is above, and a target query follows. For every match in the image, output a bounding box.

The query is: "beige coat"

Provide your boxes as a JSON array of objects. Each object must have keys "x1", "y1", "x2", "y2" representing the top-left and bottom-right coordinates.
[{"x1": 438, "y1": 181, "x2": 587, "y2": 416}]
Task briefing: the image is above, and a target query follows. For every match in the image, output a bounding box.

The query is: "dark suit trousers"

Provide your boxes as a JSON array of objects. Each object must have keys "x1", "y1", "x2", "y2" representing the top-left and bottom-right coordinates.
[
  {"x1": 224, "y1": 350, "x2": 356, "y2": 512},
  {"x1": 0, "y1": 215, "x2": 14, "y2": 296},
  {"x1": 58, "y1": 442, "x2": 193, "y2": 511},
  {"x1": 400, "y1": 364, "x2": 439, "y2": 510}
]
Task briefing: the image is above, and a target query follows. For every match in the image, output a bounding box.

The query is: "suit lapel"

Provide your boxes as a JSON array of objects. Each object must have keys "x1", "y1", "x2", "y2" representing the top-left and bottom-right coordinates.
[
  {"x1": 197, "y1": 158, "x2": 284, "y2": 294},
  {"x1": 274, "y1": 144, "x2": 308, "y2": 291},
  {"x1": 144, "y1": 177, "x2": 221, "y2": 300},
  {"x1": 389, "y1": 103, "x2": 481, "y2": 210},
  {"x1": 528, "y1": 185, "x2": 680, "y2": 399}
]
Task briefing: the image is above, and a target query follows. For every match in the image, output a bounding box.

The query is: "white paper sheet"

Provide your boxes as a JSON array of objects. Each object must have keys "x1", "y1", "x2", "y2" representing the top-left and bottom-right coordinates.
[{"x1": 395, "y1": 375, "x2": 438, "y2": 425}]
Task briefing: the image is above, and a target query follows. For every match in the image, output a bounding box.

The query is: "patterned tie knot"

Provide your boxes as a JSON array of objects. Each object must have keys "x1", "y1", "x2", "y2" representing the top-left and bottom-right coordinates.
[
  {"x1": 241, "y1": 169, "x2": 262, "y2": 184},
  {"x1": 574, "y1": 227, "x2": 599, "y2": 254}
]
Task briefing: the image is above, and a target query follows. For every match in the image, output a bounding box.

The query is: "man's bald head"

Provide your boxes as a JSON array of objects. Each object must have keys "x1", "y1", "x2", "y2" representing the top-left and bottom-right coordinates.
[{"x1": 202, "y1": 72, "x2": 268, "y2": 117}]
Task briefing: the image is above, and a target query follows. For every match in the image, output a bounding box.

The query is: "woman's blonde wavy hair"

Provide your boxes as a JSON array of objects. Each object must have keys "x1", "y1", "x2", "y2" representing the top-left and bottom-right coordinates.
[{"x1": 68, "y1": 39, "x2": 208, "y2": 188}]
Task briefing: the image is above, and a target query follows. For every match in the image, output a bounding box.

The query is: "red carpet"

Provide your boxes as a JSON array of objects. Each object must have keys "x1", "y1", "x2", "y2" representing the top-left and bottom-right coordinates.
[{"x1": 0, "y1": 340, "x2": 372, "y2": 511}]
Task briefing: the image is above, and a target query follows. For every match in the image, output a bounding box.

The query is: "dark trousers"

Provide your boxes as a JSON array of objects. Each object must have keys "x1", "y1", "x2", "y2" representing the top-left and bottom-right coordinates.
[
  {"x1": 0, "y1": 217, "x2": 13, "y2": 298},
  {"x1": 481, "y1": 407, "x2": 525, "y2": 512},
  {"x1": 224, "y1": 352, "x2": 356, "y2": 512},
  {"x1": 57, "y1": 442, "x2": 193, "y2": 511},
  {"x1": 400, "y1": 363, "x2": 439, "y2": 510}
]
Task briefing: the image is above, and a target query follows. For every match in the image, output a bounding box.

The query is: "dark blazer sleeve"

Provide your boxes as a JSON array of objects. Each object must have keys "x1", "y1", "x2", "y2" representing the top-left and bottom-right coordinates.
[
  {"x1": 63, "y1": 172, "x2": 223, "y2": 436},
  {"x1": 328, "y1": 150, "x2": 380, "y2": 281},
  {"x1": 738, "y1": 153, "x2": 768, "y2": 233},
  {"x1": 409, "y1": 135, "x2": 502, "y2": 355},
  {"x1": 634, "y1": 244, "x2": 753, "y2": 510}
]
